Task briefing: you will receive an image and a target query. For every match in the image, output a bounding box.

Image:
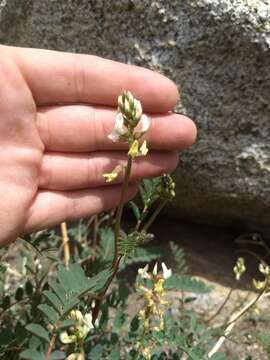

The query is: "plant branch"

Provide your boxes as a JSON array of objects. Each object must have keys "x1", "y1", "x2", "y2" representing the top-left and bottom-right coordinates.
[
  {"x1": 141, "y1": 199, "x2": 167, "y2": 232},
  {"x1": 92, "y1": 156, "x2": 133, "y2": 322},
  {"x1": 208, "y1": 285, "x2": 267, "y2": 358},
  {"x1": 113, "y1": 156, "x2": 133, "y2": 268},
  {"x1": 206, "y1": 286, "x2": 234, "y2": 325},
  {"x1": 45, "y1": 332, "x2": 57, "y2": 360}
]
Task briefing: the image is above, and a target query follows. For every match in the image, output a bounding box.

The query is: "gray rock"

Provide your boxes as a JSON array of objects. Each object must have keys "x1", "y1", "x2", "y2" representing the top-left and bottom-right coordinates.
[{"x1": 0, "y1": 0, "x2": 270, "y2": 229}]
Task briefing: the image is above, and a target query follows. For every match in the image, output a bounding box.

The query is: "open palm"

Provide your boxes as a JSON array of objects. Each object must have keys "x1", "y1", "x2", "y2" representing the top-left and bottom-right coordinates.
[{"x1": 0, "y1": 45, "x2": 196, "y2": 246}]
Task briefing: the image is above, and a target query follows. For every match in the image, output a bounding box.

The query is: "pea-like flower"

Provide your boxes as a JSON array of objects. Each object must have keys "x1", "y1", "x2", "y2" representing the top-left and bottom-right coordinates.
[
  {"x1": 133, "y1": 114, "x2": 150, "y2": 138},
  {"x1": 108, "y1": 90, "x2": 150, "y2": 143},
  {"x1": 138, "y1": 264, "x2": 151, "y2": 279},
  {"x1": 108, "y1": 113, "x2": 128, "y2": 142},
  {"x1": 60, "y1": 310, "x2": 94, "y2": 344},
  {"x1": 161, "y1": 262, "x2": 172, "y2": 279}
]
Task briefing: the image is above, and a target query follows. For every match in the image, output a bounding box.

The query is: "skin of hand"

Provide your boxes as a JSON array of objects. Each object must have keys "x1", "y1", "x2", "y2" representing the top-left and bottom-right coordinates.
[{"x1": 0, "y1": 44, "x2": 197, "y2": 246}]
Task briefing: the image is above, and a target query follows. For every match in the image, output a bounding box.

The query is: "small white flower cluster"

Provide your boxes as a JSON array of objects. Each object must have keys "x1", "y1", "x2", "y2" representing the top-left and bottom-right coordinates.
[
  {"x1": 60, "y1": 309, "x2": 94, "y2": 345},
  {"x1": 138, "y1": 262, "x2": 172, "y2": 280},
  {"x1": 103, "y1": 90, "x2": 150, "y2": 183},
  {"x1": 108, "y1": 90, "x2": 150, "y2": 143},
  {"x1": 108, "y1": 112, "x2": 150, "y2": 143}
]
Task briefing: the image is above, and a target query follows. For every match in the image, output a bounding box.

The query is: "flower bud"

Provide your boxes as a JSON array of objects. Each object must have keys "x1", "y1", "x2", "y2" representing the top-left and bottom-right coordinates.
[
  {"x1": 128, "y1": 140, "x2": 139, "y2": 158},
  {"x1": 134, "y1": 99, "x2": 143, "y2": 121}
]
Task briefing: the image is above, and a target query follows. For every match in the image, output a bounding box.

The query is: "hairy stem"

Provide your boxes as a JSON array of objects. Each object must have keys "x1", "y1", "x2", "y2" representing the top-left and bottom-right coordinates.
[
  {"x1": 92, "y1": 157, "x2": 133, "y2": 322},
  {"x1": 141, "y1": 199, "x2": 167, "y2": 232},
  {"x1": 135, "y1": 203, "x2": 149, "y2": 232},
  {"x1": 113, "y1": 156, "x2": 133, "y2": 268}
]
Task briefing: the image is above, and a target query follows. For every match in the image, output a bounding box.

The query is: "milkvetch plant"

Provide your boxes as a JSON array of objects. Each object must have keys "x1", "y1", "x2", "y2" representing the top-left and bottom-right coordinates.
[{"x1": 0, "y1": 91, "x2": 268, "y2": 359}]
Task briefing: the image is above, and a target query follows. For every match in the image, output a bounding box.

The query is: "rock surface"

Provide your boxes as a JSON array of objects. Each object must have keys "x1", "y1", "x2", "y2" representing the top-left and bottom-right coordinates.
[{"x1": 0, "y1": 0, "x2": 270, "y2": 229}]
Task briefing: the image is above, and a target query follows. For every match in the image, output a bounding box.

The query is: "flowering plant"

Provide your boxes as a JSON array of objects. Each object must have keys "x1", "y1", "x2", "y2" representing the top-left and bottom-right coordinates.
[{"x1": 0, "y1": 92, "x2": 269, "y2": 360}]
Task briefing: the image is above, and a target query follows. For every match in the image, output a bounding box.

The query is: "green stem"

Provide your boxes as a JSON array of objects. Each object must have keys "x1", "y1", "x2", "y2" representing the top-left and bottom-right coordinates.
[
  {"x1": 135, "y1": 203, "x2": 149, "y2": 232},
  {"x1": 92, "y1": 156, "x2": 133, "y2": 322},
  {"x1": 113, "y1": 156, "x2": 133, "y2": 268},
  {"x1": 207, "y1": 286, "x2": 234, "y2": 325},
  {"x1": 141, "y1": 199, "x2": 167, "y2": 232}
]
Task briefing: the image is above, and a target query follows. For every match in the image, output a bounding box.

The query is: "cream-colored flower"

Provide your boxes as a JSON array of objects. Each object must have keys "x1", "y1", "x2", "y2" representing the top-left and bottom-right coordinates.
[
  {"x1": 161, "y1": 262, "x2": 172, "y2": 279},
  {"x1": 84, "y1": 313, "x2": 94, "y2": 330},
  {"x1": 152, "y1": 262, "x2": 158, "y2": 276},
  {"x1": 138, "y1": 264, "x2": 150, "y2": 279},
  {"x1": 134, "y1": 99, "x2": 143, "y2": 121},
  {"x1": 134, "y1": 114, "x2": 150, "y2": 138},
  {"x1": 259, "y1": 263, "x2": 270, "y2": 276},
  {"x1": 103, "y1": 171, "x2": 119, "y2": 183},
  {"x1": 233, "y1": 257, "x2": 246, "y2": 281},
  {"x1": 253, "y1": 279, "x2": 266, "y2": 290},
  {"x1": 60, "y1": 310, "x2": 94, "y2": 344},
  {"x1": 128, "y1": 140, "x2": 139, "y2": 158},
  {"x1": 140, "y1": 140, "x2": 148, "y2": 156},
  {"x1": 69, "y1": 309, "x2": 84, "y2": 323},
  {"x1": 108, "y1": 113, "x2": 128, "y2": 142},
  {"x1": 141, "y1": 346, "x2": 152, "y2": 360},
  {"x1": 60, "y1": 331, "x2": 77, "y2": 344},
  {"x1": 66, "y1": 354, "x2": 84, "y2": 360}
]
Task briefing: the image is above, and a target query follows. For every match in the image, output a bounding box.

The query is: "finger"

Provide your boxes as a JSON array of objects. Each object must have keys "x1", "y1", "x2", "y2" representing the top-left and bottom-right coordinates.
[
  {"x1": 39, "y1": 151, "x2": 178, "y2": 190},
  {"x1": 37, "y1": 105, "x2": 197, "y2": 152},
  {"x1": 24, "y1": 183, "x2": 138, "y2": 233},
  {"x1": 10, "y1": 46, "x2": 179, "y2": 111}
]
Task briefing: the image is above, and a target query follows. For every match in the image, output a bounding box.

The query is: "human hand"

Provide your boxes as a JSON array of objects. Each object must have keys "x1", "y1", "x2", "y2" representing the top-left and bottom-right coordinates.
[{"x1": 0, "y1": 45, "x2": 196, "y2": 246}]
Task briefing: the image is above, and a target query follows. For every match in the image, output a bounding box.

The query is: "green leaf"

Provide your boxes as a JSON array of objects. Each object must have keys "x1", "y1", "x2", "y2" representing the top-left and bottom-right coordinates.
[
  {"x1": 98, "y1": 227, "x2": 114, "y2": 262},
  {"x1": 0, "y1": 328, "x2": 13, "y2": 346},
  {"x1": 123, "y1": 246, "x2": 162, "y2": 266},
  {"x1": 58, "y1": 264, "x2": 112, "y2": 296},
  {"x1": 25, "y1": 323, "x2": 50, "y2": 343},
  {"x1": 118, "y1": 234, "x2": 137, "y2": 259},
  {"x1": 57, "y1": 319, "x2": 75, "y2": 330},
  {"x1": 62, "y1": 297, "x2": 80, "y2": 316},
  {"x1": 50, "y1": 351, "x2": 66, "y2": 359},
  {"x1": 113, "y1": 309, "x2": 126, "y2": 333},
  {"x1": 15, "y1": 287, "x2": 24, "y2": 301},
  {"x1": 50, "y1": 280, "x2": 66, "y2": 304},
  {"x1": 165, "y1": 275, "x2": 213, "y2": 294},
  {"x1": 58, "y1": 264, "x2": 80, "y2": 292},
  {"x1": 20, "y1": 349, "x2": 45, "y2": 360},
  {"x1": 25, "y1": 280, "x2": 33, "y2": 295},
  {"x1": 89, "y1": 344, "x2": 103, "y2": 359},
  {"x1": 43, "y1": 290, "x2": 63, "y2": 313},
  {"x1": 130, "y1": 315, "x2": 140, "y2": 332},
  {"x1": 29, "y1": 334, "x2": 43, "y2": 350},
  {"x1": 170, "y1": 241, "x2": 188, "y2": 274},
  {"x1": 139, "y1": 178, "x2": 160, "y2": 207},
  {"x1": 210, "y1": 353, "x2": 227, "y2": 360},
  {"x1": 2, "y1": 295, "x2": 11, "y2": 309},
  {"x1": 80, "y1": 267, "x2": 113, "y2": 295},
  {"x1": 109, "y1": 348, "x2": 121, "y2": 360},
  {"x1": 38, "y1": 304, "x2": 59, "y2": 323}
]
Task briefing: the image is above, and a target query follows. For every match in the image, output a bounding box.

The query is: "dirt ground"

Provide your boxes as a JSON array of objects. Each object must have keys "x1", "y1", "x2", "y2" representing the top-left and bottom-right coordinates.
[{"x1": 147, "y1": 218, "x2": 270, "y2": 359}]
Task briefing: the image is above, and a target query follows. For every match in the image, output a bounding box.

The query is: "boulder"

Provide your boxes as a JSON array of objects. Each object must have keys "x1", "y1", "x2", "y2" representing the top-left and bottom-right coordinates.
[{"x1": 0, "y1": 0, "x2": 270, "y2": 229}]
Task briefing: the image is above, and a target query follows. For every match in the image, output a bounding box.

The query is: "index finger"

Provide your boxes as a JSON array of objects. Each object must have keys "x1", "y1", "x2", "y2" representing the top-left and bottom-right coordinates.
[{"x1": 7, "y1": 46, "x2": 179, "y2": 112}]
